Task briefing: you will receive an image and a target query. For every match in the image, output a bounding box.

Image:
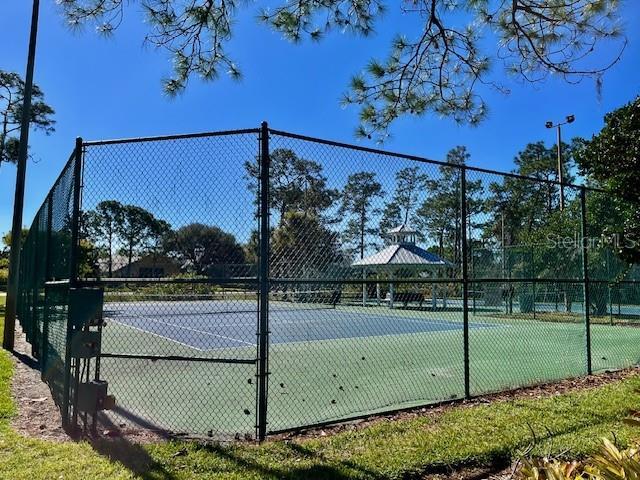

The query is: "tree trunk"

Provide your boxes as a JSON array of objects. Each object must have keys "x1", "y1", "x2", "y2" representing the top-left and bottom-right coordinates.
[
  {"x1": 280, "y1": 203, "x2": 287, "y2": 226},
  {"x1": 564, "y1": 288, "x2": 573, "y2": 313},
  {"x1": 360, "y1": 209, "x2": 365, "y2": 259},
  {"x1": 127, "y1": 242, "x2": 133, "y2": 277},
  {"x1": 108, "y1": 233, "x2": 113, "y2": 278},
  {"x1": 0, "y1": 112, "x2": 8, "y2": 170},
  {"x1": 591, "y1": 284, "x2": 609, "y2": 316}
]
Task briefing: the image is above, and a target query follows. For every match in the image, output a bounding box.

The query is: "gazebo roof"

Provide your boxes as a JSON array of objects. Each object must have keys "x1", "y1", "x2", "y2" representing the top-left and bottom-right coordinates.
[
  {"x1": 352, "y1": 243, "x2": 451, "y2": 268},
  {"x1": 385, "y1": 224, "x2": 417, "y2": 234}
]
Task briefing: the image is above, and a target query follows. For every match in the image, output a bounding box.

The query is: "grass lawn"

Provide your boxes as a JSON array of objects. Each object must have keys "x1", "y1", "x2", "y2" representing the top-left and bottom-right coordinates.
[{"x1": 1, "y1": 304, "x2": 640, "y2": 479}]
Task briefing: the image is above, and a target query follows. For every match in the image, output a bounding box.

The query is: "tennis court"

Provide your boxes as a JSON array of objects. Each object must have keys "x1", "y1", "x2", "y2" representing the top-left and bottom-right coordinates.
[
  {"x1": 96, "y1": 294, "x2": 640, "y2": 436},
  {"x1": 103, "y1": 298, "x2": 496, "y2": 349}
]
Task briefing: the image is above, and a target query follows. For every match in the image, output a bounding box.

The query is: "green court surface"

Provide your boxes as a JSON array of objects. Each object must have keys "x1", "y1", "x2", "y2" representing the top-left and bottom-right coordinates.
[{"x1": 98, "y1": 305, "x2": 640, "y2": 437}]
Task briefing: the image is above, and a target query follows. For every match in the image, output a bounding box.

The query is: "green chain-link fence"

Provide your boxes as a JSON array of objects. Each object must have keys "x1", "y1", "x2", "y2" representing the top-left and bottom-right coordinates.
[
  {"x1": 16, "y1": 147, "x2": 81, "y2": 426},
  {"x1": 13, "y1": 125, "x2": 640, "y2": 440}
]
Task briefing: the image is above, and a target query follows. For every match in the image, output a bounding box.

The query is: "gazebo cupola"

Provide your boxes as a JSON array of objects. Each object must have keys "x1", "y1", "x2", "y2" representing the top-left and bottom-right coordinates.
[{"x1": 385, "y1": 224, "x2": 418, "y2": 246}]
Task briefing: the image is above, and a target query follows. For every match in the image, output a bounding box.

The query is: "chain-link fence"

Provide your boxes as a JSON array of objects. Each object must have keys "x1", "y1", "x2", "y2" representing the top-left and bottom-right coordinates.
[
  {"x1": 16, "y1": 147, "x2": 81, "y2": 426},
  {"x1": 14, "y1": 124, "x2": 640, "y2": 440}
]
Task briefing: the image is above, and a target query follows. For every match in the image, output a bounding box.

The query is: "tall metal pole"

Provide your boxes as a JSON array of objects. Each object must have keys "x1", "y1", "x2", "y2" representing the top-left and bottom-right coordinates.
[
  {"x1": 556, "y1": 125, "x2": 565, "y2": 211},
  {"x1": 580, "y1": 187, "x2": 592, "y2": 375},
  {"x1": 531, "y1": 246, "x2": 536, "y2": 320},
  {"x1": 41, "y1": 197, "x2": 53, "y2": 375},
  {"x1": 256, "y1": 121, "x2": 270, "y2": 441},
  {"x1": 460, "y1": 167, "x2": 470, "y2": 399},
  {"x1": 4, "y1": 0, "x2": 41, "y2": 350},
  {"x1": 64, "y1": 137, "x2": 84, "y2": 430},
  {"x1": 501, "y1": 213, "x2": 507, "y2": 315},
  {"x1": 469, "y1": 212, "x2": 476, "y2": 314}
]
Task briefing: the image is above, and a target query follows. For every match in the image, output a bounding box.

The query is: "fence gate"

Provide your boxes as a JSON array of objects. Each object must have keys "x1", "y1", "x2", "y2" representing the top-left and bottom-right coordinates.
[{"x1": 77, "y1": 128, "x2": 266, "y2": 438}]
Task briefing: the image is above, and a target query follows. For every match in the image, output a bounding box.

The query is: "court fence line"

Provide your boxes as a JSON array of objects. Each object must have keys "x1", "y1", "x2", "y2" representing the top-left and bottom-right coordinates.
[{"x1": 12, "y1": 123, "x2": 640, "y2": 440}]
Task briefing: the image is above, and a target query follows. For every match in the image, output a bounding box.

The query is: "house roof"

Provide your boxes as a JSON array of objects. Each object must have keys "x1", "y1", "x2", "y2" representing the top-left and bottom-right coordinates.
[
  {"x1": 102, "y1": 254, "x2": 181, "y2": 274},
  {"x1": 352, "y1": 243, "x2": 452, "y2": 267},
  {"x1": 98, "y1": 254, "x2": 134, "y2": 272}
]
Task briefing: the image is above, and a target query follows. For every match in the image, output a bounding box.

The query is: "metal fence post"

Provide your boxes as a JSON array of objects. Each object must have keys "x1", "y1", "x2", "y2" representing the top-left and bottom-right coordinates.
[
  {"x1": 531, "y1": 247, "x2": 536, "y2": 320},
  {"x1": 460, "y1": 166, "x2": 470, "y2": 399},
  {"x1": 257, "y1": 122, "x2": 270, "y2": 441},
  {"x1": 41, "y1": 199, "x2": 53, "y2": 375},
  {"x1": 580, "y1": 186, "x2": 592, "y2": 375},
  {"x1": 62, "y1": 137, "x2": 83, "y2": 429},
  {"x1": 30, "y1": 215, "x2": 41, "y2": 358}
]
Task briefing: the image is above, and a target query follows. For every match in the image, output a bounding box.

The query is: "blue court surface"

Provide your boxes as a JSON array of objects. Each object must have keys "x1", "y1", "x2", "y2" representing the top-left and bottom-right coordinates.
[{"x1": 103, "y1": 300, "x2": 493, "y2": 351}]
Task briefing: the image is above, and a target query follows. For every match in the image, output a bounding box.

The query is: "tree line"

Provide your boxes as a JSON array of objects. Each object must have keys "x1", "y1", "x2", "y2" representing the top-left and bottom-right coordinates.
[
  {"x1": 241, "y1": 141, "x2": 588, "y2": 282},
  {"x1": 78, "y1": 134, "x2": 637, "y2": 288},
  {"x1": 12, "y1": 96, "x2": 637, "y2": 297},
  {"x1": 82, "y1": 202, "x2": 245, "y2": 278}
]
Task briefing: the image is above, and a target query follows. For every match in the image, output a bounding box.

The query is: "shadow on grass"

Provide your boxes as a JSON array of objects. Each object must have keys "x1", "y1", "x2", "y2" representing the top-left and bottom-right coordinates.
[
  {"x1": 194, "y1": 441, "x2": 385, "y2": 480},
  {"x1": 90, "y1": 413, "x2": 177, "y2": 480},
  {"x1": 86, "y1": 406, "x2": 383, "y2": 480},
  {"x1": 91, "y1": 436, "x2": 178, "y2": 480},
  {"x1": 83, "y1": 392, "x2": 634, "y2": 480},
  {"x1": 89, "y1": 432, "x2": 383, "y2": 480}
]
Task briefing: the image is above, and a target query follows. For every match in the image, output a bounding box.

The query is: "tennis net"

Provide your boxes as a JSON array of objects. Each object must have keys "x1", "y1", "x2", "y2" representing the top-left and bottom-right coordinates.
[{"x1": 103, "y1": 289, "x2": 341, "y2": 318}]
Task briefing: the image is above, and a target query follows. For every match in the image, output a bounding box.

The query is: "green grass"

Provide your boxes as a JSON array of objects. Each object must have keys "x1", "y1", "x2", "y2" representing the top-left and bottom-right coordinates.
[
  {"x1": 491, "y1": 310, "x2": 640, "y2": 324},
  {"x1": 2, "y1": 305, "x2": 640, "y2": 479}
]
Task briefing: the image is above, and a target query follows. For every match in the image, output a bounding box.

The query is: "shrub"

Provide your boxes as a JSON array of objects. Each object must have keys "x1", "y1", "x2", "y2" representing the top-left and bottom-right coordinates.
[{"x1": 517, "y1": 439, "x2": 640, "y2": 479}]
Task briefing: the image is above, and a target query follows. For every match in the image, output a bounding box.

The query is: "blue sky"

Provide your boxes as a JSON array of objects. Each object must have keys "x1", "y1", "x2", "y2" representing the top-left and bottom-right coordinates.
[{"x1": 1, "y1": 1, "x2": 639, "y2": 242}]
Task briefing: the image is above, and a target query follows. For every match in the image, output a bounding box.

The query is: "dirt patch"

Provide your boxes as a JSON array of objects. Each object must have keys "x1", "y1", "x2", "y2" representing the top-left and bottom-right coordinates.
[
  {"x1": 10, "y1": 323, "x2": 68, "y2": 442},
  {"x1": 9, "y1": 323, "x2": 173, "y2": 444}
]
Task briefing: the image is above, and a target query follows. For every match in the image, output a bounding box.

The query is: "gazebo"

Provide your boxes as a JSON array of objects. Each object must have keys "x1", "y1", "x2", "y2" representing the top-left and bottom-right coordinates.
[{"x1": 351, "y1": 224, "x2": 452, "y2": 308}]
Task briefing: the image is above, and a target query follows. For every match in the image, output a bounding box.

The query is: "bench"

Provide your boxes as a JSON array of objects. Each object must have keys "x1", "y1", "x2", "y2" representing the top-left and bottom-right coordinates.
[{"x1": 390, "y1": 291, "x2": 425, "y2": 308}]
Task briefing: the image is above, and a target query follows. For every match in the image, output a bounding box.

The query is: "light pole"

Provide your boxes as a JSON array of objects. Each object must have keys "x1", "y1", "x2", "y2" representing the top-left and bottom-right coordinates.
[
  {"x1": 545, "y1": 114, "x2": 575, "y2": 211},
  {"x1": 3, "y1": 0, "x2": 41, "y2": 350}
]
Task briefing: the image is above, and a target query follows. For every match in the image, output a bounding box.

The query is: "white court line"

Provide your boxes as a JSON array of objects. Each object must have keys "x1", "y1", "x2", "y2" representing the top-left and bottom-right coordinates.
[
  {"x1": 209, "y1": 319, "x2": 328, "y2": 328},
  {"x1": 107, "y1": 317, "x2": 206, "y2": 352},
  {"x1": 139, "y1": 316, "x2": 257, "y2": 347},
  {"x1": 189, "y1": 313, "x2": 476, "y2": 329}
]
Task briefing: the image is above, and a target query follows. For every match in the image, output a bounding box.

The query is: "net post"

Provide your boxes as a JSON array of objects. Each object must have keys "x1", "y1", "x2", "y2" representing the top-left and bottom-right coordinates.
[
  {"x1": 460, "y1": 166, "x2": 470, "y2": 399},
  {"x1": 580, "y1": 186, "x2": 592, "y2": 375},
  {"x1": 256, "y1": 122, "x2": 270, "y2": 441}
]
